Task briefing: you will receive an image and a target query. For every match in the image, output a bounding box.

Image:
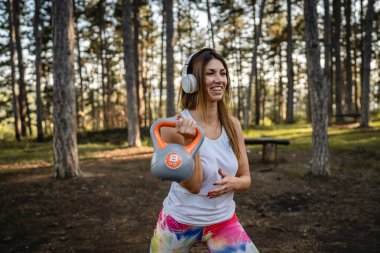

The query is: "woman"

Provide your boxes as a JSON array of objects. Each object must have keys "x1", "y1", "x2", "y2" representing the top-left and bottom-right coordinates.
[{"x1": 150, "y1": 48, "x2": 259, "y2": 253}]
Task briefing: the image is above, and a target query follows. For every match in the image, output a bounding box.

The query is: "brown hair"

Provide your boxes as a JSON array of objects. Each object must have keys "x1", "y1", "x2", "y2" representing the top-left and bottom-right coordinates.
[{"x1": 179, "y1": 48, "x2": 241, "y2": 159}]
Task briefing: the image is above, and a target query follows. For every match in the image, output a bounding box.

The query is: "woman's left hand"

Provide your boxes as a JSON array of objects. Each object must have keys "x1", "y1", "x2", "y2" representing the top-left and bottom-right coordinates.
[{"x1": 207, "y1": 168, "x2": 239, "y2": 198}]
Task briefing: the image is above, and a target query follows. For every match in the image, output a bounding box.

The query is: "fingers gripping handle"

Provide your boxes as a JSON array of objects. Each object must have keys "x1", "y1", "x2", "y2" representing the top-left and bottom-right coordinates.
[
  {"x1": 185, "y1": 127, "x2": 204, "y2": 158},
  {"x1": 150, "y1": 118, "x2": 205, "y2": 157}
]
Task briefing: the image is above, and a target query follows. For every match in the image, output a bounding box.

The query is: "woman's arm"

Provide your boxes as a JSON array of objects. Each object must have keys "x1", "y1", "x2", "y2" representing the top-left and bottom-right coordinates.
[
  {"x1": 160, "y1": 115, "x2": 203, "y2": 194},
  {"x1": 207, "y1": 116, "x2": 251, "y2": 198},
  {"x1": 231, "y1": 116, "x2": 251, "y2": 192}
]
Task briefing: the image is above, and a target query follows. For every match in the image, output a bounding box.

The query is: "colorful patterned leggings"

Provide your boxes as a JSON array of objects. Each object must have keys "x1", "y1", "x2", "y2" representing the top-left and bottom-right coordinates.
[{"x1": 150, "y1": 209, "x2": 259, "y2": 253}]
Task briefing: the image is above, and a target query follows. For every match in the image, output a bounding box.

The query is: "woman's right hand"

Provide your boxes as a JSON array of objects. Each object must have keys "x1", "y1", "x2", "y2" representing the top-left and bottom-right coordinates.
[{"x1": 175, "y1": 115, "x2": 197, "y2": 145}]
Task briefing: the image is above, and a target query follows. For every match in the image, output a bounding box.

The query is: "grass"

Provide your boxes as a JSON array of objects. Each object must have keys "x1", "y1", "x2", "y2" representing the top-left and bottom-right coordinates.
[
  {"x1": 0, "y1": 141, "x2": 127, "y2": 166},
  {"x1": 245, "y1": 121, "x2": 380, "y2": 150},
  {"x1": 0, "y1": 121, "x2": 379, "y2": 169}
]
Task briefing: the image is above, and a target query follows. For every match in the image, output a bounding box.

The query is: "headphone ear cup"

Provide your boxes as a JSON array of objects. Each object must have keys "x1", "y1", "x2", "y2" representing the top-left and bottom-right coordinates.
[
  {"x1": 186, "y1": 74, "x2": 197, "y2": 93},
  {"x1": 181, "y1": 76, "x2": 191, "y2": 93},
  {"x1": 181, "y1": 74, "x2": 197, "y2": 93}
]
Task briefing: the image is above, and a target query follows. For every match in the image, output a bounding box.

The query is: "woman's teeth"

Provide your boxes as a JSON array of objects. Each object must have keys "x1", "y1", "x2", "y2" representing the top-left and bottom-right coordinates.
[{"x1": 211, "y1": 87, "x2": 222, "y2": 91}]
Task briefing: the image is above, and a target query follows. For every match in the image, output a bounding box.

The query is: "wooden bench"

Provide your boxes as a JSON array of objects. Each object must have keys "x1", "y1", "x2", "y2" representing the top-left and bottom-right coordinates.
[
  {"x1": 334, "y1": 113, "x2": 361, "y2": 123},
  {"x1": 244, "y1": 137, "x2": 290, "y2": 163}
]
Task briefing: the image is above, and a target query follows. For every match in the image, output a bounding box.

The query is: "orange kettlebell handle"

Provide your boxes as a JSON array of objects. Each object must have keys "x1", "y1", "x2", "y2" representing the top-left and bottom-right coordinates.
[{"x1": 152, "y1": 119, "x2": 204, "y2": 155}]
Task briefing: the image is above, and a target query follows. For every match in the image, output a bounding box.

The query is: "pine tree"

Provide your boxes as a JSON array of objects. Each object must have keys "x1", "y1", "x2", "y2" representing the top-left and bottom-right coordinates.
[{"x1": 52, "y1": 0, "x2": 81, "y2": 178}]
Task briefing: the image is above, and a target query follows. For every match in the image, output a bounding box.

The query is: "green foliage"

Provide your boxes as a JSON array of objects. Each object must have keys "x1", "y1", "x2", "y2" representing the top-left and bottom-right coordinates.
[{"x1": 0, "y1": 124, "x2": 16, "y2": 140}]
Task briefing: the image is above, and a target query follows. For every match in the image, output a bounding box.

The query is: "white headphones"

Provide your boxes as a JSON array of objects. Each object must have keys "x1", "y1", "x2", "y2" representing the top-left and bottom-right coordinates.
[{"x1": 181, "y1": 52, "x2": 198, "y2": 94}]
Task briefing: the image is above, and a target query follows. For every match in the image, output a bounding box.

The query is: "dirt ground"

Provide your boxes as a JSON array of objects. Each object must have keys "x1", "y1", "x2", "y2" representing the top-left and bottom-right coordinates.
[{"x1": 0, "y1": 146, "x2": 379, "y2": 253}]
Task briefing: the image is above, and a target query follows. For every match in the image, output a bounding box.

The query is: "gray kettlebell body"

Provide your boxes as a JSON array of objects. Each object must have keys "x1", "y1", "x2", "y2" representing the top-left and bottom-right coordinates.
[{"x1": 150, "y1": 118, "x2": 205, "y2": 182}]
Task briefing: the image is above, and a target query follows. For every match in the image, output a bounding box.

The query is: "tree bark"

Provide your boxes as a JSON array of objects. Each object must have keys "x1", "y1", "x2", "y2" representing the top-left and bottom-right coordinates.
[
  {"x1": 34, "y1": 0, "x2": 44, "y2": 142},
  {"x1": 206, "y1": 0, "x2": 215, "y2": 49},
  {"x1": 52, "y1": 0, "x2": 81, "y2": 178},
  {"x1": 158, "y1": 2, "x2": 165, "y2": 118},
  {"x1": 73, "y1": 0, "x2": 85, "y2": 130},
  {"x1": 324, "y1": 0, "x2": 333, "y2": 124},
  {"x1": 261, "y1": 74, "x2": 266, "y2": 125},
  {"x1": 7, "y1": 0, "x2": 21, "y2": 141},
  {"x1": 360, "y1": 0, "x2": 375, "y2": 127},
  {"x1": 244, "y1": 0, "x2": 265, "y2": 128},
  {"x1": 278, "y1": 45, "x2": 284, "y2": 123},
  {"x1": 98, "y1": 0, "x2": 109, "y2": 129},
  {"x1": 304, "y1": 0, "x2": 330, "y2": 176},
  {"x1": 332, "y1": 0, "x2": 343, "y2": 123},
  {"x1": 353, "y1": 19, "x2": 360, "y2": 114},
  {"x1": 344, "y1": 0, "x2": 353, "y2": 113},
  {"x1": 165, "y1": 0, "x2": 175, "y2": 117},
  {"x1": 286, "y1": 0, "x2": 294, "y2": 123},
  {"x1": 133, "y1": 0, "x2": 145, "y2": 128},
  {"x1": 122, "y1": 0, "x2": 141, "y2": 147},
  {"x1": 14, "y1": 0, "x2": 28, "y2": 136}
]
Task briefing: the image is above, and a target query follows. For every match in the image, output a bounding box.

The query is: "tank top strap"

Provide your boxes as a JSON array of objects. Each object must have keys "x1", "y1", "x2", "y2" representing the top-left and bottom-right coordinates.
[{"x1": 180, "y1": 109, "x2": 192, "y2": 119}]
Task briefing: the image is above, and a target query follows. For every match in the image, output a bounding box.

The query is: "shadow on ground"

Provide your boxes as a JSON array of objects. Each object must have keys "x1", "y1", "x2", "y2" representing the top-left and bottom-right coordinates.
[{"x1": 0, "y1": 148, "x2": 379, "y2": 253}]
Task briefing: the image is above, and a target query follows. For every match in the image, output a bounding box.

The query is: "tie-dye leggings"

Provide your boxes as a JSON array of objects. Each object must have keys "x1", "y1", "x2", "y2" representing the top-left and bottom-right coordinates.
[{"x1": 150, "y1": 209, "x2": 259, "y2": 253}]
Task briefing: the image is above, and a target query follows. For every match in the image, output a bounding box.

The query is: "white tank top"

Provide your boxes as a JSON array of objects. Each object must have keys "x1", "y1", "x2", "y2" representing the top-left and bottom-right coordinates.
[{"x1": 163, "y1": 109, "x2": 239, "y2": 226}]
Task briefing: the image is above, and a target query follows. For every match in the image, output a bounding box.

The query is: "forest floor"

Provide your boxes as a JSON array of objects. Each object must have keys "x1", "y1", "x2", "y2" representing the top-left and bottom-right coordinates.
[{"x1": 0, "y1": 126, "x2": 380, "y2": 253}]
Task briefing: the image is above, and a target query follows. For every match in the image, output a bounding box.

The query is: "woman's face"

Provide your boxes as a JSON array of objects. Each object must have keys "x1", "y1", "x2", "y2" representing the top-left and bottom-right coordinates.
[{"x1": 204, "y1": 58, "x2": 227, "y2": 102}]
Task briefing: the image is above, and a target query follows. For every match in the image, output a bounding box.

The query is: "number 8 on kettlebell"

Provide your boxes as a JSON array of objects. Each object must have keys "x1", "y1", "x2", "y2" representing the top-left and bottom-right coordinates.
[{"x1": 150, "y1": 118, "x2": 205, "y2": 182}]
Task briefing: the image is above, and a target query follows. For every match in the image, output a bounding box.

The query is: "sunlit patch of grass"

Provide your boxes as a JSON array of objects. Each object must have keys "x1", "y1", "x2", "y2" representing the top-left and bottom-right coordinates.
[
  {"x1": 244, "y1": 120, "x2": 380, "y2": 154},
  {"x1": 78, "y1": 142, "x2": 126, "y2": 159},
  {"x1": 330, "y1": 133, "x2": 380, "y2": 150},
  {"x1": 0, "y1": 141, "x2": 128, "y2": 166},
  {"x1": 0, "y1": 141, "x2": 53, "y2": 165},
  {"x1": 0, "y1": 125, "x2": 16, "y2": 140}
]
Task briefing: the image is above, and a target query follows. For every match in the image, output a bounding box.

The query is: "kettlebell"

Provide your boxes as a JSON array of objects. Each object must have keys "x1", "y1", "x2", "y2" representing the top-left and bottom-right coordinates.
[{"x1": 150, "y1": 118, "x2": 205, "y2": 182}]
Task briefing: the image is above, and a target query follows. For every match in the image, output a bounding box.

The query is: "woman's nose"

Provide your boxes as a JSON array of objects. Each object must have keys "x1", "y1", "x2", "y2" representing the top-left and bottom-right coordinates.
[{"x1": 214, "y1": 74, "x2": 222, "y2": 82}]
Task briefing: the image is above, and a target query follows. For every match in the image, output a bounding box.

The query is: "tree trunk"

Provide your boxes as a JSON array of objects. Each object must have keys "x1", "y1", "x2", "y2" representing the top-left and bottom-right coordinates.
[
  {"x1": 244, "y1": 0, "x2": 265, "y2": 128},
  {"x1": 323, "y1": 0, "x2": 333, "y2": 124},
  {"x1": 278, "y1": 45, "x2": 284, "y2": 123},
  {"x1": 261, "y1": 74, "x2": 266, "y2": 125},
  {"x1": 52, "y1": 0, "x2": 81, "y2": 178},
  {"x1": 14, "y1": 0, "x2": 28, "y2": 136},
  {"x1": 165, "y1": 0, "x2": 175, "y2": 117},
  {"x1": 333, "y1": 0, "x2": 343, "y2": 123},
  {"x1": 360, "y1": 0, "x2": 375, "y2": 127},
  {"x1": 206, "y1": 0, "x2": 215, "y2": 49},
  {"x1": 105, "y1": 44, "x2": 112, "y2": 127},
  {"x1": 98, "y1": 0, "x2": 109, "y2": 129},
  {"x1": 286, "y1": 0, "x2": 294, "y2": 123},
  {"x1": 237, "y1": 40, "x2": 244, "y2": 120},
  {"x1": 140, "y1": 24, "x2": 147, "y2": 127},
  {"x1": 158, "y1": 2, "x2": 165, "y2": 118},
  {"x1": 122, "y1": 0, "x2": 141, "y2": 147},
  {"x1": 7, "y1": 0, "x2": 21, "y2": 141},
  {"x1": 353, "y1": 19, "x2": 360, "y2": 114},
  {"x1": 133, "y1": 0, "x2": 145, "y2": 128},
  {"x1": 73, "y1": 0, "x2": 85, "y2": 130},
  {"x1": 304, "y1": 0, "x2": 330, "y2": 176},
  {"x1": 344, "y1": 0, "x2": 353, "y2": 113},
  {"x1": 34, "y1": 0, "x2": 44, "y2": 142}
]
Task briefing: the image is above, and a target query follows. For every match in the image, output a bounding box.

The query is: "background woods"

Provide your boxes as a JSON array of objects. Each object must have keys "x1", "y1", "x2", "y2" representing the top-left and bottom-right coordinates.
[
  {"x1": 0, "y1": 1, "x2": 380, "y2": 252},
  {"x1": 0, "y1": 0, "x2": 379, "y2": 176}
]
